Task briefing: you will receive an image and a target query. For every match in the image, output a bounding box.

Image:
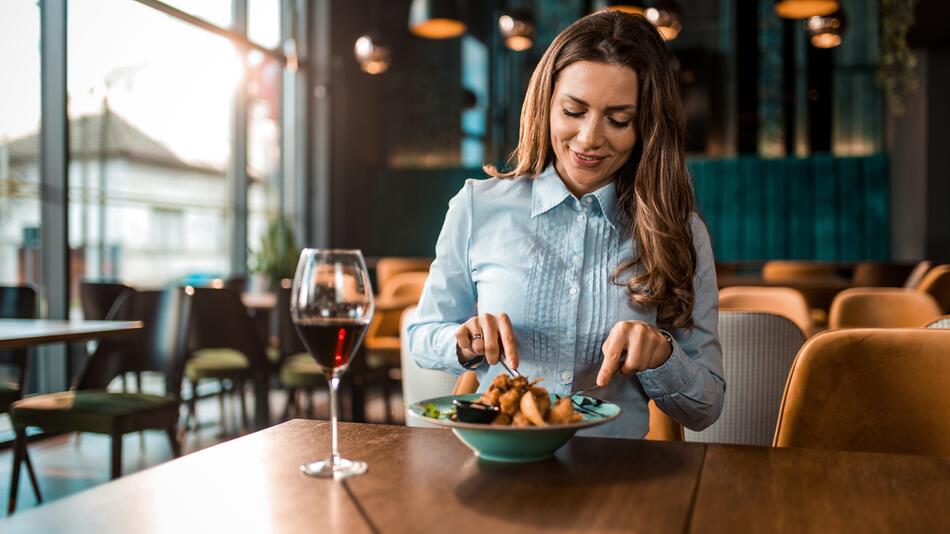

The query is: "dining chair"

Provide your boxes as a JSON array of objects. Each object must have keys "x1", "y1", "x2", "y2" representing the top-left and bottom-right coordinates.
[
  {"x1": 685, "y1": 311, "x2": 805, "y2": 446},
  {"x1": 926, "y1": 315, "x2": 950, "y2": 329},
  {"x1": 719, "y1": 286, "x2": 815, "y2": 336},
  {"x1": 828, "y1": 288, "x2": 942, "y2": 329},
  {"x1": 904, "y1": 260, "x2": 933, "y2": 289},
  {"x1": 917, "y1": 264, "x2": 950, "y2": 313},
  {"x1": 851, "y1": 261, "x2": 917, "y2": 288},
  {"x1": 773, "y1": 328, "x2": 950, "y2": 456},
  {"x1": 80, "y1": 281, "x2": 138, "y2": 392},
  {"x1": 375, "y1": 257, "x2": 431, "y2": 294},
  {"x1": 7, "y1": 287, "x2": 193, "y2": 514},
  {"x1": 364, "y1": 271, "x2": 429, "y2": 423},
  {"x1": 184, "y1": 287, "x2": 272, "y2": 435},
  {"x1": 0, "y1": 285, "x2": 41, "y2": 505},
  {"x1": 272, "y1": 280, "x2": 326, "y2": 420},
  {"x1": 761, "y1": 260, "x2": 843, "y2": 282}
]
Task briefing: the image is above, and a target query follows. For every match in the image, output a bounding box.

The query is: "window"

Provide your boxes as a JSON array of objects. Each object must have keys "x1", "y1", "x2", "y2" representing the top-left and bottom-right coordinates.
[
  {"x1": 248, "y1": 0, "x2": 281, "y2": 49},
  {"x1": 247, "y1": 50, "x2": 284, "y2": 262},
  {"x1": 0, "y1": 0, "x2": 41, "y2": 287},
  {"x1": 67, "y1": 0, "x2": 239, "y2": 291}
]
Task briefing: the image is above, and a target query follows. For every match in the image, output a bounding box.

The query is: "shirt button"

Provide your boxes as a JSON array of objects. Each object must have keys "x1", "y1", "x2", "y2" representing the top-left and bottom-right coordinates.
[
  {"x1": 585, "y1": 197, "x2": 593, "y2": 204},
  {"x1": 576, "y1": 214, "x2": 585, "y2": 222},
  {"x1": 573, "y1": 255, "x2": 581, "y2": 263},
  {"x1": 569, "y1": 287, "x2": 578, "y2": 296},
  {"x1": 561, "y1": 371, "x2": 571, "y2": 382}
]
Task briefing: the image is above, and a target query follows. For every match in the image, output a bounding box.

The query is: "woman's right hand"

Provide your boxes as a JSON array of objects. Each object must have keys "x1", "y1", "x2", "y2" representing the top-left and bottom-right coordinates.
[{"x1": 454, "y1": 313, "x2": 520, "y2": 368}]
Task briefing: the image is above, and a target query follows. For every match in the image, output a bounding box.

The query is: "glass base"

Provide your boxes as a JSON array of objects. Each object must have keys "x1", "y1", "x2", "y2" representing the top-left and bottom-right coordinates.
[{"x1": 300, "y1": 457, "x2": 368, "y2": 479}]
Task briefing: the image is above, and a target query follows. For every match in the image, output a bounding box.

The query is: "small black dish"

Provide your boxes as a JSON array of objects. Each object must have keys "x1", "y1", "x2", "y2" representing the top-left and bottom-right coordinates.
[{"x1": 452, "y1": 399, "x2": 500, "y2": 424}]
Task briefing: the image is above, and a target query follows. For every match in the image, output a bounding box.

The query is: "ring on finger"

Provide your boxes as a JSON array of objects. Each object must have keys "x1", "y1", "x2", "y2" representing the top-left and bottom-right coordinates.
[{"x1": 471, "y1": 333, "x2": 483, "y2": 341}]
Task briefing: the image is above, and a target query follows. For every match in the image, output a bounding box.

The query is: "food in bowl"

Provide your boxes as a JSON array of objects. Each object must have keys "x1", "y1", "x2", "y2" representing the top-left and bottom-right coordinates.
[{"x1": 472, "y1": 374, "x2": 582, "y2": 426}]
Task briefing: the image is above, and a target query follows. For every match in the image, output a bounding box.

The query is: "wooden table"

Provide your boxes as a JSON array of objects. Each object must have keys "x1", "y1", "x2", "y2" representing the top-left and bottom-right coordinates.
[
  {"x1": 0, "y1": 319, "x2": 143, "y2": 349},
  {"x1": 3, "y1": 421, "x2": 947, "y2": 533}
]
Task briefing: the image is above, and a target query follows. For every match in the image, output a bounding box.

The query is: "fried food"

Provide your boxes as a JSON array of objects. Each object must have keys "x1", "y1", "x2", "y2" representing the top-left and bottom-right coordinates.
[{"x1": 475, "y1": 374, "x2": 581, "y2": 426}]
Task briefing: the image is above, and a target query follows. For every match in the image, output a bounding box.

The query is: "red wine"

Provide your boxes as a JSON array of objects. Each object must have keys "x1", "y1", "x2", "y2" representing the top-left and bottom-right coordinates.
[{"x1": 294, "y1": 319, "x2": 369, "y2": 372}]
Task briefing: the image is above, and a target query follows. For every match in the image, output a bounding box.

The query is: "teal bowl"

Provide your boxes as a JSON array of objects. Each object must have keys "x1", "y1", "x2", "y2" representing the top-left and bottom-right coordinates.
[{"x1": 409, "y1": 393, "x2": 621, "y2": 462}]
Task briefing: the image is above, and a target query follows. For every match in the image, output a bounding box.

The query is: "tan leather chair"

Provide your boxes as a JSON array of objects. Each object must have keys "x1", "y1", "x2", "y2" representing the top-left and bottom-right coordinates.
[
  {"x1": 904, "y1": 260, "x2": 933, "y2": 289},
  {"x1": 720, "y1": 286, "x2": 814, "y2": 336},
  {"x1": 917, "y1": 264, "x2": 950, "y2": 313},
  {"x1": 828, "y1": 288, "x2": 942, "y2": 329},
  {"x1": 762, "y1": 260, "x2": 842, "y2": 282},
  {"x1": 375, "y1": 257, "x2": 432, "y2": 293},
  {"x1": 851, "y1": 261, "x2": 916, "y2": 287},
  {"x1": 774, "y1": 328, "x2": 950, "y2": 456}
]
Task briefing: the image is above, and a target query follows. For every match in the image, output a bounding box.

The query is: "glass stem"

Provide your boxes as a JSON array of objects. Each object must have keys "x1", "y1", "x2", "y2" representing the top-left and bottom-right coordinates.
[{"x1": 328, "y1": 374, "x2": 341, "y2": 466}]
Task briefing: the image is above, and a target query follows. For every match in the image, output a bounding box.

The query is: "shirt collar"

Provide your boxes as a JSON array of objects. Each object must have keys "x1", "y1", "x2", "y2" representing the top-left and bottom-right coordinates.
[{"x1": 530, "y1": 161, "x2": 620, "y2": 230}]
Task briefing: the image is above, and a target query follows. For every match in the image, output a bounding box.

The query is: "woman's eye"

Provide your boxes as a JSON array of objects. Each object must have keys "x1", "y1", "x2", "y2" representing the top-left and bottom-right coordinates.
[
  {"x1": 562, "y1": 109, "x2": 584, "y2": 118},
  {"x1": 608, "y1": 118, "x2": 631, "y2": 128}
]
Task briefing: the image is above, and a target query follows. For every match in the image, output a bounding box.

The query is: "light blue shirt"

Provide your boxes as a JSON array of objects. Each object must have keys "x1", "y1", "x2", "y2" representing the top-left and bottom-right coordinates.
[{"x1": 407, "y1": 163, "x2": 725, "y2": 438}]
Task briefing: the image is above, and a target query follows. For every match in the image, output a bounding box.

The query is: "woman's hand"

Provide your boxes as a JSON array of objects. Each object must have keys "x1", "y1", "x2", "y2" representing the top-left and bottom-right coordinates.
[
  {"x1": 454, "y1": 313, "x2": 520, "y2": 368},
  {"x1": 597, "y1": 321, "x2": 673, "y2": 386}
]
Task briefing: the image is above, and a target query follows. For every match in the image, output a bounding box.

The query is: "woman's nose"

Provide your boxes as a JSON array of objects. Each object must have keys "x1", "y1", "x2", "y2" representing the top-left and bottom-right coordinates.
[{"x1": 575, "y1": 116, "x2": 604, "y2": 150}]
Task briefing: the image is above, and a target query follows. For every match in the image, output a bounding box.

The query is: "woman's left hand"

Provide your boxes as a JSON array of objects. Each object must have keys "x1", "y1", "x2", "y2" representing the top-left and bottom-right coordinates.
[{"x1": 597, "y1": 321, "x2": 674, "y2": 386}]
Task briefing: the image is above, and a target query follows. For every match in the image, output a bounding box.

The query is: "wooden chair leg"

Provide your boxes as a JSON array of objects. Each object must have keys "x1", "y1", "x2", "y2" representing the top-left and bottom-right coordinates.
[
  {"x1": 218, "y1": 379, "x2": 228, "y2": 435},
  {"x1": 187, "y1": 378, "x2": 199, "y2": 431},
  {"x1": 110, "y1": 431, "x2": 123, "y2": 480},
  {"x1": 7, "y1": 428, "x2": 25, "y2": 514},
  {"x1": 21, "y1": 437, "x2": 42, "y2": 503},
  {"x1": 306, "y1": 388, "x2": 316, "y2": 419},
  {"x1": 282, "y1": 387, "x2": 296, "y2": 421},
  {"x1": 165, "y1": 425, "x2": 182, "y2": 458}
]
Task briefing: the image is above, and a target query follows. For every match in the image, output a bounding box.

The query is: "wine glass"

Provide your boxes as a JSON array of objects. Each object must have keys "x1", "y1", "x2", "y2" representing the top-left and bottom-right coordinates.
[{"x1": 290, "y1": 248, "x2": 374, "y2": 478}]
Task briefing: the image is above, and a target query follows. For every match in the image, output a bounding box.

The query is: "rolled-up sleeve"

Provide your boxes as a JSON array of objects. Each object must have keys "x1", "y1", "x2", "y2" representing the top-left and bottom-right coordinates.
[
  {"x1": 636, "y1": 214, "x2": 725, "y2": 431},
  {"x1": 407, "y1": 180, "x2": 477, "y2": 375}
]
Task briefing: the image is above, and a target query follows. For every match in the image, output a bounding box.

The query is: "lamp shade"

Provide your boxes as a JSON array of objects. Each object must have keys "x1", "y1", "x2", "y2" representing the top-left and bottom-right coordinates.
[
  {"x1": 409, "y1": 0, "x2": 466, "y2": 39},
  {"x1": 354, "y1": 34, "x2": 391, "y2": 75},
  {"x1": 645, "y1": 0, "x2": 682, "y2": 41},
  {"x1": 592, "y1": 0, "x2": 646, "y2": 16},
  {"x1": 499, "y1": 10, "x2": 535, "y2": 52},
  {"x1": 806, "y1": 9, "x2": 847, "y2": 48},
  {"x1": 774, "y1": 0, "x2": 839, "y2": 19}
]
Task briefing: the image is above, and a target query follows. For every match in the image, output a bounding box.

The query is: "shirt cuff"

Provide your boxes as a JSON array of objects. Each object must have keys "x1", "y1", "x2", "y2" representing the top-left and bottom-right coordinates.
[
  {"x1": 437, "y1": 326, "x2": 473, "y2": 375},
  {"x1": 635, "y1": 338, "x2": 693, "y2": 397}
]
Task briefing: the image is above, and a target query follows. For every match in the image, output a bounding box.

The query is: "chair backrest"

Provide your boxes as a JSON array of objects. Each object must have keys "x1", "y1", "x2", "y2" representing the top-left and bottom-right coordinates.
[
  {"x1": 275, "y1": 279, "x2": 306, "y2": 363},
  {"x1": 719, "y1": 286, "x2": 814, "y2": 336},
  {"x1": 0, "y1": 285, "x2": 37, "y2": 403},
  {"x1": 828, "y1": 288, "x2": 942, "y2": 329},
  {"x1": 375, "y1": 257, "x2": 431, "y2": 293},
  {"x1": 685, "y1": 311, "x2": 805, "y2": 446},
  {"x1": 851, "y1": 261, "x2": 916, "y2": 287},
  {"x1": 904, "y1": 260, "x2": 933, "y2": 289},
  {"x1": 75, "y1": 288, "x2": 193, "y2": 400},
  {"x1": 917, "y1": 264, "x2": 950, "y2": 313},
  {"x1": 80, "y1": 281, "x2": 133, "y2": 320},
  {"x1": 399, "y1": 306, "x2": 460, "y2": 427},
  {"x1": 774, "y1": 328, "x2": 950, "y2": 456},
  {"x1": 188, "y1": 287, "x2": 270, "y2": 372},
  {"x1": 368, "y1": 272, "x2": 430, "y2": 342},
  {"x1": 762, "y1": 261, "x2": 842, "y2": 283},
  {"x1": 927, "y1": 315, "x2": 950, "y2": 329}
]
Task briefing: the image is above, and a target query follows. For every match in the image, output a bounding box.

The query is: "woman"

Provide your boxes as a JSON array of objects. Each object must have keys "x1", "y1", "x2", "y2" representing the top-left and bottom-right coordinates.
[{"x1": 407, "y1": 10, "x2": 724, "y2": 438}]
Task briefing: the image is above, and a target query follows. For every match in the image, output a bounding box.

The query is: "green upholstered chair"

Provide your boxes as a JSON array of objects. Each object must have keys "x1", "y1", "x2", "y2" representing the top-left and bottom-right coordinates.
[
  {"x1": 1, "y1": 285, "x2": 41, "y2": 507},
  {"x1": 184, "y1": 287, "x2": 272, "y2": 433},
  {"x1": 7, "y1": 287, "x2": 193, "y2": 514},
  {"x1": 271, "y1": 282, "x2": 323, "y2": 419}
]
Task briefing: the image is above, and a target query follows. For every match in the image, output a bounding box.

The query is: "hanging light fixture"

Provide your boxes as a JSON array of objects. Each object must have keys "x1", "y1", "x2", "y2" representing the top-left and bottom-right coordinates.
[
  {"x1": 499, "y1": 10, "x2": 535, "y2": 52},
  {"x1": 645, "y1": 1, "x2": 682, "y2": 41},
  {"x1": 354, "y1": 34, "x2": 391, "y2": 75},
  {"x1": 774, "y1": 0, "x2": 839, "y2": 19},
  {"x1": 806, "y1": 8, "x2": 847, "y2": 48},
  {"x1": 592, "y1": 0, "x2": 646, "y2": 16},
  {"x1": 408, "y1": 0, "x2": 465, "y2": 39}
]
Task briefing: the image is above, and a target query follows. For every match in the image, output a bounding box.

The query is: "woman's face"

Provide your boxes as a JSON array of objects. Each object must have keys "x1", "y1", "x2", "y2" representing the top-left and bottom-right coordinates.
[{"x1": 549, "y1": 61, "x2": 639, "y2": 197}]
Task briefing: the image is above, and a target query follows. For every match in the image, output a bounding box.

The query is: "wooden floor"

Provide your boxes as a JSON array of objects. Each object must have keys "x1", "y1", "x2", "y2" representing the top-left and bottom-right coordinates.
[{"x1": 0, "y1": 385, "x2": 403, "y2": 518}]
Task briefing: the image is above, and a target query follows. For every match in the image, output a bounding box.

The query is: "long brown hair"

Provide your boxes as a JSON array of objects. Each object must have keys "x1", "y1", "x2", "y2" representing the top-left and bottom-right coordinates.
[{"x1": 485, "y1": 10, "x2": 697, "y2": 329}]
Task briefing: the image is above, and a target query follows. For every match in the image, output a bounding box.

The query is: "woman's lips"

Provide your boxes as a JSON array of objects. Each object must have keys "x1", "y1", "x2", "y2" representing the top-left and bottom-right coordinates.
[{"x1": 571, "y1": 150, "x2": 607, "y2": 168}]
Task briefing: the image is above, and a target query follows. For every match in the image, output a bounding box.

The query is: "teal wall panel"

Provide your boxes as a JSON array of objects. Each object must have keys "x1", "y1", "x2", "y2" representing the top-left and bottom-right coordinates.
[{"x1": 366, "y1": 155, "x2": 890, "y2": 262}]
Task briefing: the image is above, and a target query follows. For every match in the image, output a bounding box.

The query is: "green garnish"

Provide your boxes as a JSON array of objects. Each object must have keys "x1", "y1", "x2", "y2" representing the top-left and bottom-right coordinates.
[{"x1": 421, "y1": 402, "x2": 456, "y2": 419}]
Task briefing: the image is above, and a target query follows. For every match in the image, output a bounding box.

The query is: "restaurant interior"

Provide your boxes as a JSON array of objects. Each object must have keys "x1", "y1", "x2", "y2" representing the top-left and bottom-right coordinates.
[{"x1": 1, "y1": 0, "x2": 949, "y2": 531}]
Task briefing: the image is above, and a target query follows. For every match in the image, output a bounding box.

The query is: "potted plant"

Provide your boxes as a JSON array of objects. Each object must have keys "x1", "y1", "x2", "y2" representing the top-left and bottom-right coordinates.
[{"x1": 249, "y1": 218, "x2": 299, "y2": 293}]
